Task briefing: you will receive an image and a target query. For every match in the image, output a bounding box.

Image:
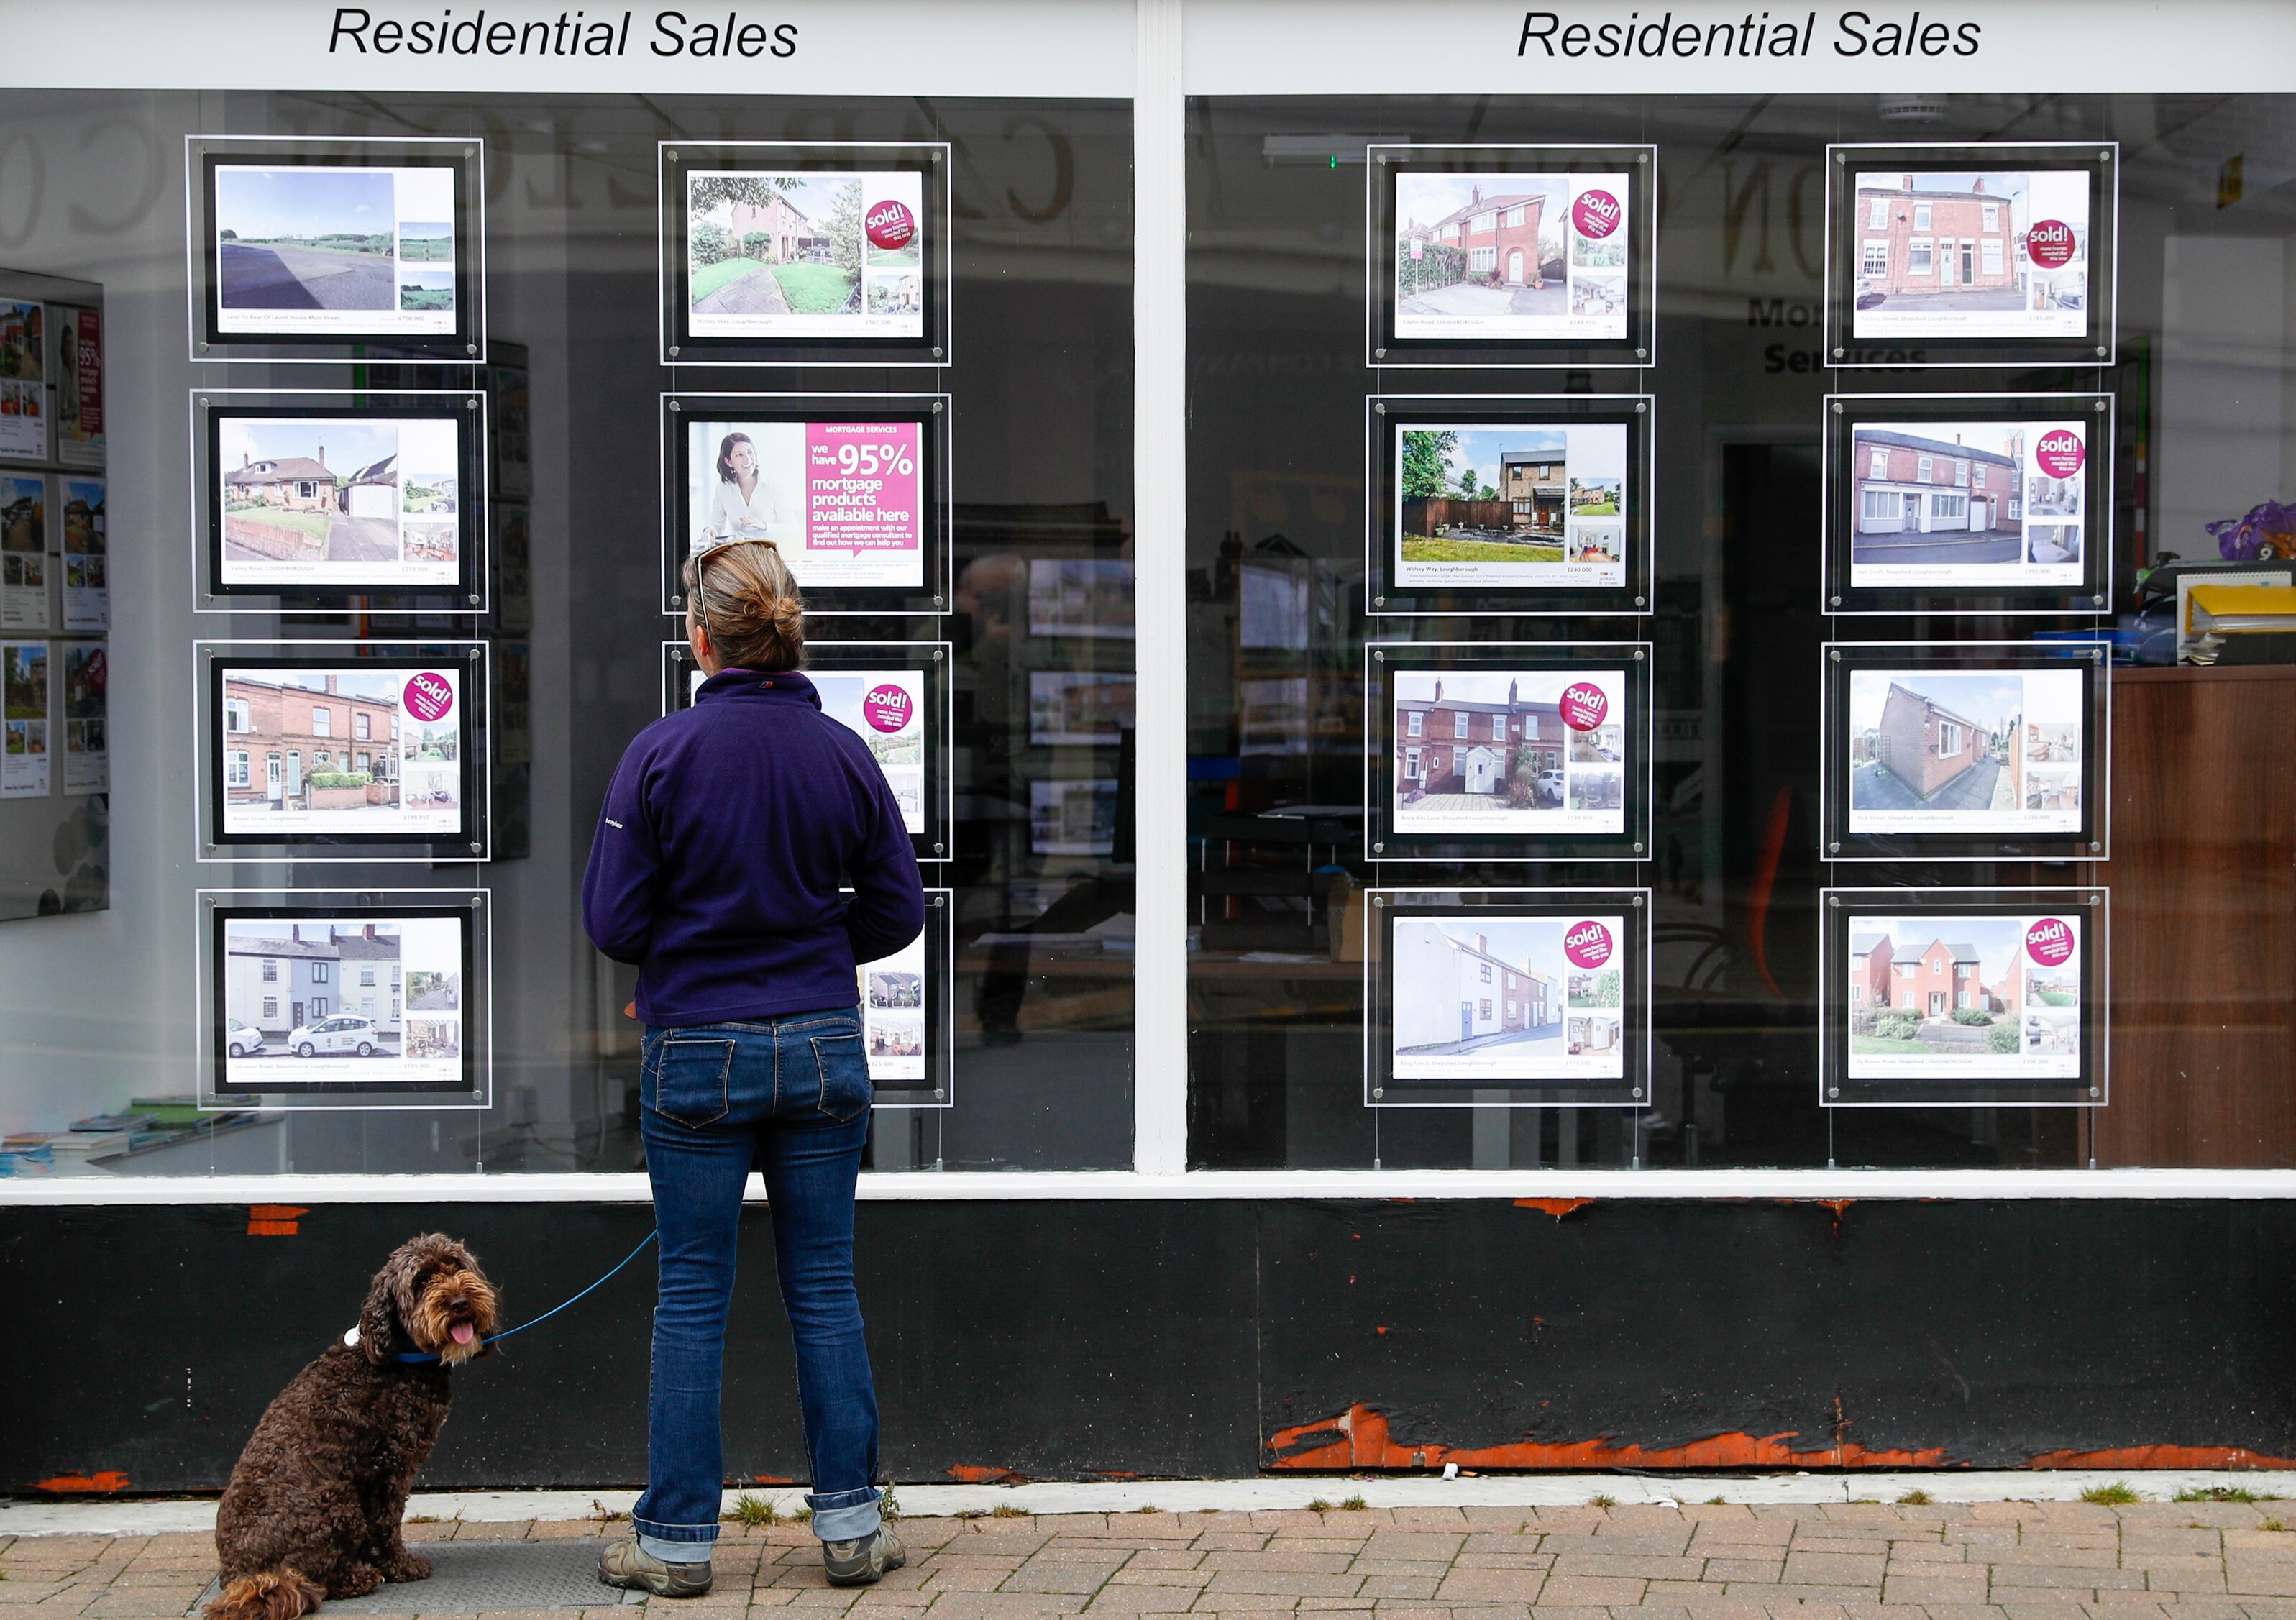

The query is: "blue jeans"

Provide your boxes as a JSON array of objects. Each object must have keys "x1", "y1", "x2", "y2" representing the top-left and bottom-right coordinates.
[{"x1": 632, "y1": 1007, "x2": 882, "y2": 1558}]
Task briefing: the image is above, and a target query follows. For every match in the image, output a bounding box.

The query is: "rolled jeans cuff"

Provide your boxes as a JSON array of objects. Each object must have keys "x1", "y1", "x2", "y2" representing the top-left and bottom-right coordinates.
[
  {"x1": 632, "y1": 1516, "x2": 718, "y2": 1563},
  {"x1": 808, "y1": 1486, "x2": 882, "y2": 1543}
]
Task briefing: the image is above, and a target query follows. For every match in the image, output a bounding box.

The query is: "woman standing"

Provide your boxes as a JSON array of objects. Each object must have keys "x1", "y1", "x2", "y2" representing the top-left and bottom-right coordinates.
[{"x1": 582, "y1": 536, "x2": 923, "y2": 1596}]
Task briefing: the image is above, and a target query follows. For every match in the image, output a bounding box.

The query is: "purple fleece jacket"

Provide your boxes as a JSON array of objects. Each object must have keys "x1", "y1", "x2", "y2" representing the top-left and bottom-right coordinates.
[{"x1": 581, "y1": 667, "x2": 925, "y2": 1028}]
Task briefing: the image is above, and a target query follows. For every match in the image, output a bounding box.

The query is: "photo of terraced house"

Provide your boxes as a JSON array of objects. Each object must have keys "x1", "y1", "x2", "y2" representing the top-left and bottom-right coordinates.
[
  {"x1": 1849, "y1": 424, "x2": 2023, "y2": 567},
  {"x1": 1395, "y1": 673, "x2": 1568, "y2": 809},
  {"x1": 1391, "y1": 918, "x2": 1561, "y2": 1060}
]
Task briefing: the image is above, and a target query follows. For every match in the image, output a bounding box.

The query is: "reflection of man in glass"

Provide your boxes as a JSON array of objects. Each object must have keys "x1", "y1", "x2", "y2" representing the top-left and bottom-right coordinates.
[{"x1": 698, "y1": 431, "x2": 795, "y2": 551}]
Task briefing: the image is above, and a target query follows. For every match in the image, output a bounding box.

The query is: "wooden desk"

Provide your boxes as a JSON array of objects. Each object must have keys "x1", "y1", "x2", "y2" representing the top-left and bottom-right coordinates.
[{"x1": 2099, "y1": 664, "x2": 2296, "y2": 1168}]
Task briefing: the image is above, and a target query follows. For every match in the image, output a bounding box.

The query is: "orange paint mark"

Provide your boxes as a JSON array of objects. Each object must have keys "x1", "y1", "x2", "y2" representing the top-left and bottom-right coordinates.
[
  {"x1": 946, "y1": 1464, "x2": 1025, "y2": 1484},
  {"x1": 1263, "y1": 1404, "x2": 1949, "y2": 1472},
  {"x1": 35, "y1": 1471, "x2": 131, "y2": 1494},
  {"x1": 2026, "y1": 1446, "x2": 2296, "y2": 1472},
  {"x1": 1514, "y1": 1198, "x2": 1594, "y2": 1220},
  {"x1": 1744, "y1": 786, "x2": 1793, "y2": 999},
  {"x1": 247, "y1": 1204, "x2": 308, "y2": 1237},
  {"x1": 750, "y1": 1475, "x2": 795, "y2": 1486}
]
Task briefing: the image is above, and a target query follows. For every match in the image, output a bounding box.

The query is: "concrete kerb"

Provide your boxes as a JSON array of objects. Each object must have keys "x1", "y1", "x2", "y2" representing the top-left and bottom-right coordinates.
[{"x1": 6, "y1": 1471, "x2": 2296, "y2": 1537}]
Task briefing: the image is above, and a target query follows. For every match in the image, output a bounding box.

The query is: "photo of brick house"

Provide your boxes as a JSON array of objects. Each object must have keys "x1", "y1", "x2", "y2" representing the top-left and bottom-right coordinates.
[
  {"x1": 218, "y1": 417, "x2": 413, "y2": 567},
  {"x1": 1849, "y1": 930, "x2": 1895, "y2": 1008},
  {"x1": 1391, "y1": 918, "x2": 1562, "y2": 1058},
  {"x1": 1886, "y1": 934, "x2": 2021, "y2": 1020},
  {"x1": 1423, "y1": 185, "x2": 1552, "y2": 289},
  {"x1": 219, "y1": 669, "x2": 401, "y2": 812},
  {"x1": 1394, "y1": 173, "x2": 1570, "y2": 326},
  {"x1": 223, "y1": 921, "x2": 403, "y2": 1048},
  {"x1": 1876, "y1": 680, "x2": 1987, "y2": 799},
  {"x1": 1848, "y1": 916, "x2": 2072, "y2": 1067},
  {"x1": 1852, "y1": 172, "x2": 2026, "y2": 310},
  {"x1": 1849, "y1": 671, "x2": 2020, "y2": 815},
  {"x1": 1849, "y1": 424, "x2": 2025, "y2": 567},
  {"x1": 1396, "y1": 676, "x2": 1566, "y2": 802}
]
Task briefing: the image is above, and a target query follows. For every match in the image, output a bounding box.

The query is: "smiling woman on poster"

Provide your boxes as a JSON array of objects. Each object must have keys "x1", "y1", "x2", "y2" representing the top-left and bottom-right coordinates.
[{"x1": 700, "y1": 429, "x2": 796, "y2": 548}]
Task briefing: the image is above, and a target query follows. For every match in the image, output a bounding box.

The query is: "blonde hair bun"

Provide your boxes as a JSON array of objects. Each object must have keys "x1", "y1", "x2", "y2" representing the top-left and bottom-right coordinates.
[{"x1": 682, "y1": 541, "x2": 805, "y2": 672}]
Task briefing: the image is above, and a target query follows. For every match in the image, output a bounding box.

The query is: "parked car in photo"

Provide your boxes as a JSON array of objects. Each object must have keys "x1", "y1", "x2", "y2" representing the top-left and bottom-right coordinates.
[
  {"x1": 1537, "y1": 768, "x2": 1566, "y2": 805},
  {"x1": 226, "y1": 1018, "x2": 266, "y2": 1058},
  {"x1": 288, "y1": 1014, "x2": 382, "y2": 1058}
]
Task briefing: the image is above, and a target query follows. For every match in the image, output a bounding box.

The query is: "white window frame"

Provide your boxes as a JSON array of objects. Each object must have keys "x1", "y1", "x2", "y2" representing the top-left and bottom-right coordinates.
[
  {"x1": 1907, "y1": 236, "x2": 1934, "y2": 274},
  {"x1": 1860, "y1": 239, "x2": 1888, "y2": 275},
  {"x1": 1867, "y1": 196, "x2": 1888, "y2": 229}
]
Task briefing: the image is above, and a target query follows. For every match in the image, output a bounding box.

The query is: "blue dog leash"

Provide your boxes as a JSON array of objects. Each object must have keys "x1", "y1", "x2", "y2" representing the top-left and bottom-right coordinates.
[{"x1": 376, "y1": 1228, "x2": 660, "y2": 1365}]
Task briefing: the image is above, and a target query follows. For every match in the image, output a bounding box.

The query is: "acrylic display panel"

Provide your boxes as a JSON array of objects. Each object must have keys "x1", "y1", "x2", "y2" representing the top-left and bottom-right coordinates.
[
  {"x1": 660, "y1": 393, "x2": 949, "y2": 617},
  {"x1": 864, "y1": 889, "x2": 953, "y2": 1109},
  {"x1": 1366, "y1": 641, "x2": 1652, "y2": 865},
  {"x1": 1823, "y1": 141, "x2": 2118, "y2": 369},
  {"x1": 1368, "y1": 143, "x2": 1657, "y2": 369},
  {"x1": 659, "y1": 141, "x2": 950, "y2": 368},
  {"x1": 1823, "y1": 391, "x2": 2113, "y2": 616},
  {"x1": 1821, "y1": 639, "x2": 2109, "y2": 864},
  {"x1": 186, "y1": 136, "x2": 486, "y2": 365},
  {"x1": 197, "y1": 641, "x2": 490, "y2": 864},
  {"x1": 1366, "y1": 888, "x2": 1651, "y2": 1108},
  {"x1": 196, "y1": 889, "x2": 491, "y2": 1112},
  {"x1": 662, "y1": 639, "x2": 952, "y2": 863},
  {"x1": 1820, "y1": 887, "x2": 2107, "y2": 1107},
  {"x1": 193, "y1": 390, "x2": 488, "y2": 615},
  {"x1": 1367, "y1": 394, "x2": 1652, "y2": 618}
]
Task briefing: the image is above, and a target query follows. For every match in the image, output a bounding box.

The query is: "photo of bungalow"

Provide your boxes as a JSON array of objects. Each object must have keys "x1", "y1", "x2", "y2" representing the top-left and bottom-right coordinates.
[
  {"x1": 219, "y1": 418, "x2": 405, "y2": 564},
  {"x1": 1390, "y1": 918, "x2": 1561, "y2": 1058},
  {"x1": 222, "y1": 921, "x2": 403, "y2": 1051},
  {"x1": 220, "y1": 669, "x2": 401, "y2": 812},
  {"x1": 1849, "y1": 424, "x2": 2023, "y2": 566},
  {"x1": 1851, "y1": 172, "x2": 2027, "y2": 311},
  {"x1": 1395, "y1": 673, "x2": 1567, "y2": 809},
  {"x1": 1848, "y1": 671, "x2": 2023, "y2": 814},
  {"x1": 1395, "y1": 174, "x2": 1566, "y2": 320},
  {"x1": 1850, "y1": 917, "x2": 2030, "y2": 1057}
]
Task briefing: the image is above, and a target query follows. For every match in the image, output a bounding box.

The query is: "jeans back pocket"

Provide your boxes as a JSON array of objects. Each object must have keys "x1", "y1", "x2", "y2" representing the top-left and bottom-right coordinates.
[
  {"x1": 647, "y1": 1035, "x2": 736, "y2": 1128},
  {"x1": 806, "y1": 1027, "x2": 874, "y2": 1125}
]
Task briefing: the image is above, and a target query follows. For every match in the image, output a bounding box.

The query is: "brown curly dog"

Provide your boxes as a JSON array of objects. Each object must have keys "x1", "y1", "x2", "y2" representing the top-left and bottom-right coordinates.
[{"x1": 206, "y1": 1234, "x2": 500, "y2": 1620}]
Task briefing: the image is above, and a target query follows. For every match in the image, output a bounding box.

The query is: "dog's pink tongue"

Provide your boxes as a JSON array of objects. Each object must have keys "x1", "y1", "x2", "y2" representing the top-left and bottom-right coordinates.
[{"x1": 451, "y1": 1323, "x2": 475, "y2": 1345}]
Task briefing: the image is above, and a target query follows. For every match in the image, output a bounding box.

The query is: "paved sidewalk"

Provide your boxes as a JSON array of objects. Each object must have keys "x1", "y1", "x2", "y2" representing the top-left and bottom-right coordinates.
[{"x1": 10, "y1": 1501, "x2": 2296, "y2": 1620}]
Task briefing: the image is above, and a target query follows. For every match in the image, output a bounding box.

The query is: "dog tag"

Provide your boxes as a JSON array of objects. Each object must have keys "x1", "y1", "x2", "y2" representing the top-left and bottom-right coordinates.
[{"x1": 343, "y1": 1327, "x2": 361, "y2": 1347}]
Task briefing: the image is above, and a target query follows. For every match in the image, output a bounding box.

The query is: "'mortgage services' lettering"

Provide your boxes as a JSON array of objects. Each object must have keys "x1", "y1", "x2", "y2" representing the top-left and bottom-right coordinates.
[
  {"x1": 1519, "y1": 9, "x2": 1982, "y2": 58},
  {"x1": 327, "y1": 8, "x2": 800, "y2": 58}
]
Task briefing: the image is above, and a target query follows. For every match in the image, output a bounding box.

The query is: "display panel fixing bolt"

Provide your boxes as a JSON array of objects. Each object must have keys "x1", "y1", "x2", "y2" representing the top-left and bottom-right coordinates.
[
  {"x1": 932, "y1": 842, "x2": 944, "y2": 854},
  {"x1": 1831, "y1": 401, "x2": 1844, "y2": 413},
  {"x1": 2090, "y1": 1086, "x2": 2101, "y2": 1097},
  {"x1": 931, "y1": 347, "x2": 943, "y2": 359},
  {"x1": 466, "y1": 398, "x2": 478, "y2": 410},
  {"x1": 1375, "y1": 347, "x2": 1387, "y2": 360},
  {"x1": 934, "y1": 1089, "x2": 946, "y2": 1100},
  {"x1": 1829, "y1": 649, "x2": 1842, "y2": 661},
  {"x1": 1834, "y1": 347, "x2": 1845, "y2": 357},
  {"x1": 1373, "y1": 841, "x2": 1385, "y2": 853},
  {"x1": 1829, "y1": 841, "x2": 1842, "y2": 854},
  {"x1": 1831, "y1": 595, "x2": 1842, "y2": 606},
  {"x1": 2096, "y1": 346, "x2": 2108, "y2": 357},
  {"x1": 2088, "y1": 894, "x2": 2102, "y2": 906},
  {"x1": 1829, "y1": 1086, "x2": 1841, "y2": 1097},
  {"x1": 668, "y1": 345, "x2": 680, "y2": 358},
  {"x1": 1372, "y1": 1087, "x2": 1384, "y2": 1099},
  {"x1": 467, "y1": 648, "x2": 480, "y2": 659},
  {"x1": 666, "y1": 150, "x2": 678, "y2": 162},
  {"x1": 470, "y1": 841, "x2": 482, "y2": 853},
  {"x1": 465, "y1": 345, "x2": 477, "y2": 356},
  {"x1": 1828, "y1": 896, "x2": 1840, "y2": 907},
  {"x1": 467, "y1": 594, "x2": 480, "y2": 605},
  {"x1": 669, "y1": 400, "x2": 681, "y2": 413},
  {"x1": 1374, "y1": 403, "x2": 1386, "y2": 415},
  {"x1": 2089, "y1": 841, "x2": 2101, "y2": 853},
  {"x1": 2094, "y1": 400, "x2": 2108, "y2": 412},
  {"x1": 1633, "y1": 842, "x2": 1644, "y2": 853},
  {"x1": 1374, "y1": 595, "x2": 1386, "y2": 607}
]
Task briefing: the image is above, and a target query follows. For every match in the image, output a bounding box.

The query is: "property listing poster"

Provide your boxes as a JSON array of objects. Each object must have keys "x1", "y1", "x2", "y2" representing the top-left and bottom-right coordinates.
[
  {"x1": 1392, "y1": 669, "x2": 1628, "y2": 836},
  {"x1": 1027, "y1": 559, "x2": 1135, "y2": 639},
  {"x1": 1395, "y1": 421, "x2": 1627, "y2": 590},
  {"x1": 1391, "y1": 914, "x2": 1627, "y2": 1083},
  {"x1": 54, "y1": 306, "x2": 102, "y2": 468},
  {"x1": 1394, "y1": 172, "x2": 1631, "y2": 342},
  {"x1": 1850, "y1": 168, "x2": 2090, "y2": 342},
  {"x1": 1030, "y1": 778, "x2": 1119, "y2": 855},
  {"x1": 60, "y1": 643, "x2": 105, "y2": 795},
  {"x1": 60, "y1": 478, "x2": 106, "y2": 631},
  {"x1": 0, "y1": 300, "x2": 44, "y2": 461},
  {"x1": 2, "y1": 640, "x2": 49, "y2": 799},
  {"x1": 1847, "y1": 417, "x2": 2088, "y2": 591},
  {"x1": 1846, "y1": 912, "x2": 2082, "y2": 1081},
  {"x1": 857, "y1": 925, "x2": 925, "y2": 1086},
  {"x1": 814, "y1": 668, "x2": 926, "y2": 836},
  {"x1": 1028, "y1": 671, "x2": 1136, "y2": 746},
  {"x1": 685, "y1": 169, "x2": 926, "y2": 341},
  {"x1": 0, "y1": 474, "x2": 47, "y2": 631},
  {"x1": 212, "y1": 164, "x2": 458, "y2": 337},
  {"x1": 219, "y1": 666, "x2": 463, "y2": 838},
  {"x1": 686, "y1": 418, "x2": 923, "y2": 590},
  {"x1": 221, "y1": 915, "x2": 465, "y2": 1086},
  {"x1": 1847, "y1": 667, "x2": 2085, "y2": 834},
  {"x1": 217, "y1": 414, "x2": 462, "y2": 588}
]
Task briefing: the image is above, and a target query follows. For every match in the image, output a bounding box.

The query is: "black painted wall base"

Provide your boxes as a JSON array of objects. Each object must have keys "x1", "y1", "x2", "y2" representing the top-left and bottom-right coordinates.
[{"x1": 4, "y1": 1197, "x2": 2290, "y2": 1495}]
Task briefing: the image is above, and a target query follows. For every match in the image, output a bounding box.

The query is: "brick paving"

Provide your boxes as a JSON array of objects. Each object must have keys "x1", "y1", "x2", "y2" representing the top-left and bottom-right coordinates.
[{"x1": 10, "y1": 1502, "x2": 2296, "y2": 1620}]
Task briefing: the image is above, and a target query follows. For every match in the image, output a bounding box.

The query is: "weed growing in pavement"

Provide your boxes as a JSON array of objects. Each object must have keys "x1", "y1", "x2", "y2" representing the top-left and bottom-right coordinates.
[
  {"x1": 406, "y1": 1516, "x2": 439, "y2": 1524},
  {"x1": 1590, "y1": 1494, "x2": 1618, "y2": 1508},
  {"x1": 791, "y1": 1506, "x2": 811, "y2": 1524},
  {"x1": 1307, "y1": 1498, "x2": 1335, "y2": 1512},
  {"x1": 2264, "y1": 1520, "x2": 2287, "y2": 1532},
  {"x1": 1340, "y1": 1495, "x2": 1369, "y2": 1511},
  {"x1": 2177, "y1": 1486, "x2": 2276, "y2": 1504},
  {"x1": 991, "y1": 1504, "x2": 1029, "y2": 1519},
  {"x1": 1706, "y1": 1496, "x2": 1727, "y2": 1506},
  {"x1": 880, "y1": 1485, "x2": 900, "y2": 1523},
  {"x1": 590, "y1": 1500, "x2": 630, "y2": 1524},
  {"x1": 1898, "y1": 1490, "x2": 1934, "y2": 1506},
  {"x1": 2081, "y1": 1482, "x2": 2142, "y2": 1506},
  {"x1": 726, "y1": 1493, "x2": 776, "y2": 1527},
  {"x1": 1133, "y1": 1505, "x2": 1161, "y2": 1514}
]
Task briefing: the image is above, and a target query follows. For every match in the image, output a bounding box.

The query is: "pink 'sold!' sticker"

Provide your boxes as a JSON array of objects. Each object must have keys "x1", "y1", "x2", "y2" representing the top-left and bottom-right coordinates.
[
  {"x1": 403, "y1": 672, "x2": 454, "y2": 724},
  {"x1": 1559, "y1": 682, "x2": 1609, "y2": 731},
  {"x1": 865, "y1": 199, "x2": 916, "y2": 252},
  {"x1": 861, "y1": 682, "x2": 914, "y2": 733},
  {"x1": 2025, "y1": 917, "x2": 2076, "y2": 968},
  {"x1": 2034, "y1": 429, "x2": 2085, "y2": 480},
  {"x1": 1563, "y1": 920, "x2": 1614, "y2": 970},
  {"x1": 1572, "y1": 188, "x2": 1623, "y2": 239},
  {"x1": 2026, "y1": 219, "x2": 2075, "y2": 267}
]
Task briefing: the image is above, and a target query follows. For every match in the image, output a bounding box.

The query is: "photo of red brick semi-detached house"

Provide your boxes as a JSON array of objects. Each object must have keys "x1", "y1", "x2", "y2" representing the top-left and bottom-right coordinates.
[
  {"x1": 1396, "y1": 174, "x2": 1565, "y2": 321},
  {"x1": 1396, "y1": 674, "x2": 1568, "y2": 809},
  {"x1": 1849, "y1": 424, "x2": 2024, "y2": 566}
]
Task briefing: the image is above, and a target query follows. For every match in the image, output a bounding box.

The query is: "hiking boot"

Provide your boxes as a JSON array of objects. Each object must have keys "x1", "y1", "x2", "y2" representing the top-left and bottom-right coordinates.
[
  {"x1": 598, "y1": 1538, "x2": 714, "y2": 1598},
  {"x1": 823, "y1": 1526, "x2": 906, "y2": 1588}
]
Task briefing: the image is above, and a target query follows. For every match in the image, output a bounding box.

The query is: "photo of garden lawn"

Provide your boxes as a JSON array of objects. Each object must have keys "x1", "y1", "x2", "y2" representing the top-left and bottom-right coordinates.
[
  {"x1": 214, "y1": 168, "x2": 396, "y2": 311},
  {"x1": 397, "y1": 267, "x2": 454, "y2": 311},
  {"x1": 1570, "y1": 475, "x2": 1621, "y2": 516},
  {"x1": 1849, "y1": 916, "x2": 2030, "y2": 1057},
  {"x1": 1399, "y1": 426, "x2": 1565, "y2": 563},
  {"x1": 397, "y1": 221, "x2": 452, "y2": 261},
  {"x1": 687, "y1": 173, "x2": 862, "y2": 317}
]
